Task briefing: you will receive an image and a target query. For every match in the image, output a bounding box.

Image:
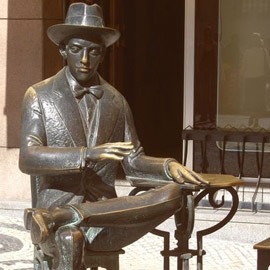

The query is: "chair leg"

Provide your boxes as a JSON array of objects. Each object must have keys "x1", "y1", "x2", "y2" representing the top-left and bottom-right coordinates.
[
  {"x1": 257, "y1": 250, "x2": 270, "y2": 270},
  {"x1": 34, "y1": 245, "x2": 52, "y2": 270},
  {"x1": 107, "y1": 257, "x2": 120, "y2": 270},
  {"x1": 85, "y1": 253, "x2": 120, "y2": 270}
]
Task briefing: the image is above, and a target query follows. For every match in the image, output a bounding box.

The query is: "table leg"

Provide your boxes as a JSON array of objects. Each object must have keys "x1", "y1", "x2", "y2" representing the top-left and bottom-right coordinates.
[{"x1": 194, "y1": 186, "x2": 239, "y2": 269}]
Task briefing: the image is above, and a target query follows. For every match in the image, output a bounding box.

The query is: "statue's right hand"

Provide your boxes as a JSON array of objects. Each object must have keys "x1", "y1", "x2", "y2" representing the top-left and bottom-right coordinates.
[{"x1": 85, "y1": 142, "x2": 134, "y2": 162}]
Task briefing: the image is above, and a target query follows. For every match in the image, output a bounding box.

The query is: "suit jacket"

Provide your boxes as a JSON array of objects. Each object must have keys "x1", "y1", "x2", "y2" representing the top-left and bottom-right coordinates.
[{"x1": 19, "y1": 67, "x2": 171, "y2": 209}]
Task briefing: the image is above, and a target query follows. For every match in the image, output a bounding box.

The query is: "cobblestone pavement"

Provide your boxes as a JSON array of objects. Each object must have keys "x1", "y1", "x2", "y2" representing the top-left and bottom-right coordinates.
[
  {"x1": 0, "y1": 208, "x2": 258, "y2": 270},
  {"x1": 121, "y1": 233, "x2": 257, "y2": 270}
]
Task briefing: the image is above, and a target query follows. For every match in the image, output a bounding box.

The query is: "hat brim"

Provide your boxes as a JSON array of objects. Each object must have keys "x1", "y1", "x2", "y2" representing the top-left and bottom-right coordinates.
[{"x1": 47, "y1": 24, "x2": 120, "y2": 47}]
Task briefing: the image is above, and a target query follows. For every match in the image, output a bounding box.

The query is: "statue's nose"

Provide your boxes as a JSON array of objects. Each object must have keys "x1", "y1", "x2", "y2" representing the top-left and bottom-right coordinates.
[{"x1": 81, "y1": 48, "x2": 90, "y2": 65}]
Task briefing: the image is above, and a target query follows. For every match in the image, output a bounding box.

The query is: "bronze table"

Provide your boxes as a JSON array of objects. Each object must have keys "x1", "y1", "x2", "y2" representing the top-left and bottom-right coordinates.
[{"x1": 128, "y1": 174, "x2": 243, "y2": 270}]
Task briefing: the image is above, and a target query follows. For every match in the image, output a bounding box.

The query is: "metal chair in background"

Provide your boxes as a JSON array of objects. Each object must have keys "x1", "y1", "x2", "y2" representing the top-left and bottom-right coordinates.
[{"x1": 182, "y1": 126, "x2": 270, "y2": 212}]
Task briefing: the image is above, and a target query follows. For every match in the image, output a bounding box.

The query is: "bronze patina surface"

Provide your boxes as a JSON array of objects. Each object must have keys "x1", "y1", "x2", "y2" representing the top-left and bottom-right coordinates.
[{"x1": 19, "y1": 3, "x2": 207, "y2": 269}]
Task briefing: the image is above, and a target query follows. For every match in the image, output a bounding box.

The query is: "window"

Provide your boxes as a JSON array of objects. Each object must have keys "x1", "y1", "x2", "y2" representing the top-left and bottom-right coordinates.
[{"x1": 218, "y1": 0, "x2": 270, "y2": 132}]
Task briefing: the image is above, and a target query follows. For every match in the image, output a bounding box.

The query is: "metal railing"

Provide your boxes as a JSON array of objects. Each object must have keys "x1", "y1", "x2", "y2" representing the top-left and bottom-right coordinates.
[{"x1": 182, "y1": 126, "x2": 270, "y2": 212}]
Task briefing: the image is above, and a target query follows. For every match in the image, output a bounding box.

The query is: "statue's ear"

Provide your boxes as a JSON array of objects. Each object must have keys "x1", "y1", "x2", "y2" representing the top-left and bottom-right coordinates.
[{"x1": 59, "y1": 43, "x2": 67, "y2": 59}]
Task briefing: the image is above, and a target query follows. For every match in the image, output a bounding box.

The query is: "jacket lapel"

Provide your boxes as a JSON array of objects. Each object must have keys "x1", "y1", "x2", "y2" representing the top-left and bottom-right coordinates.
[
  {"x1": 52, "y1": 69, "x2": 87, "y2": 147},
  {"x1": 49, "y1": 70, "x2": 121, "y2": 147},
  {"x1": 94, "y1": 80, "x2": 121, "y2": 146}
]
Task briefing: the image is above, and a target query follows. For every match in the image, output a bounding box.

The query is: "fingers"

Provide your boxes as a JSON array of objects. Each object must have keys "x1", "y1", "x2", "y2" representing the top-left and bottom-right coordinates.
[
  {"x1": 180, "y1": 167, "x2": 202, "y2": 185},
  {"x1": 104, "y1": 147, "x2": 133, "y2": 158},
  {"x1": 173, "y1": 169, "x2": 185, "y2": 184},
  {"x1": 104, "y1": 142, "x2": 134, "y2": 156},
  {"x1": 100, "y1": 153, "x2": 125, "y2": 161},
  {"x1": 104, "y1": 142, "x2": 134, "y2": 150},
  {"x1": 86, "y1": 142, "x2": 134, "y2": 162},
  {"x1": 96, "y1": 142, "x2": 134, "y2": 161},
  {"x1": 189, "y1": 170, "x2": 210, "y2": 185},
  {"x1": 169, "y1": 162, "x2": 209, "y2": 186},
  {"x1": 169, "y1": 166, "x2": 186, "y2": 184}
]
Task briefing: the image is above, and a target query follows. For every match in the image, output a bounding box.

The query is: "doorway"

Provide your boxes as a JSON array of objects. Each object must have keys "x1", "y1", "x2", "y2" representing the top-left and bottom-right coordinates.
[{"x1": 112, "y1": 0, "x2": 185, "y2": 159}]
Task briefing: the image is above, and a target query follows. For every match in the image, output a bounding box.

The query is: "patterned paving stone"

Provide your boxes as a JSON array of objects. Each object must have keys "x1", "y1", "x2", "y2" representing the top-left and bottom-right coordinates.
[{"x1": 0, "y1": 214, "x2": 33, "y2": 270}]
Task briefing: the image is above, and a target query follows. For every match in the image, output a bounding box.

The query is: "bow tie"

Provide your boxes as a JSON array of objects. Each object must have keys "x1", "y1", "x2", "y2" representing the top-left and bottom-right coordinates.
[{"x1": 74, "y1": 85, "x2": 104, "y2": 99}]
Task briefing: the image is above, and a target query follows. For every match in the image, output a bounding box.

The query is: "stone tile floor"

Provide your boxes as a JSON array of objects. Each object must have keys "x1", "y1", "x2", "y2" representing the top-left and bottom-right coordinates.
[{"x1": 0, "y1": 208, "x2": 259, "y2": 270}]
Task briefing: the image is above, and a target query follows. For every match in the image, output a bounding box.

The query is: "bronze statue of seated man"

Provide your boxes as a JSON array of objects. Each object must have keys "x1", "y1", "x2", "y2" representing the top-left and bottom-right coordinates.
[{"x1": 19, "y1": 3, "x2": 207, "y2": 269}]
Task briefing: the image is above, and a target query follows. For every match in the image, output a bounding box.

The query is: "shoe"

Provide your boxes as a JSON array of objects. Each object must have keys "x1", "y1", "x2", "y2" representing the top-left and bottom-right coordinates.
[{"x1": 31, "y1": 209, "x2": 55, "y2": 244}]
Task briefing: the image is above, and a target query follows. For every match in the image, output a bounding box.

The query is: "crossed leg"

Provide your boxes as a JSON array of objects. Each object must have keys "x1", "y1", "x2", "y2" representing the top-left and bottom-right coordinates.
[{"x1": 27, "y1": 183, "x2": 183, "y2": 269}]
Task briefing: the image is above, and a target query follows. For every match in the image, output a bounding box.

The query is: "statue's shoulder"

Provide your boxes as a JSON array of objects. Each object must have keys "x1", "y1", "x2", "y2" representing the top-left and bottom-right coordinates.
[
  {"x1": 31, "y1": 68, "x2": 65, "y2": 92},
  {"x1": 100, "y1": 77, "x2": 117, "y2": 94},
  {"x1": 100, "y1": 76, "x2": 126, "y2": 101},
  {"x1": 31, "y1": 77, "x2": 53, "y2": 92}
]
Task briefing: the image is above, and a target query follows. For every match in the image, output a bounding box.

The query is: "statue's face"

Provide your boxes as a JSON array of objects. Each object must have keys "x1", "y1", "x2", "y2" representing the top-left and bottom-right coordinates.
[{"x1": 64, "y1": 38, "x2": 105, "y2": 86}]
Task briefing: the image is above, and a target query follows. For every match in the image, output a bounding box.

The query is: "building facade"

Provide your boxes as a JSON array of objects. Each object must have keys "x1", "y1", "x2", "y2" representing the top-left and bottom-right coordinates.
[{"x1": 1, "y1": 0, "x2": 269, "y2": 212}]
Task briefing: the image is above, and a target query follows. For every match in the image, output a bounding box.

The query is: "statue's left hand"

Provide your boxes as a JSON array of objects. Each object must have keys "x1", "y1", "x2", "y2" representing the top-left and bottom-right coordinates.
[{"x1": 168, "y1": 161, "x2": 209, "y2": 186}]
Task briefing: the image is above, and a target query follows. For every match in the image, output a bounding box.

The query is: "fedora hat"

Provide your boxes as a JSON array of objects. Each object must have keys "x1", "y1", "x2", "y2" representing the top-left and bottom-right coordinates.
[{"x1": 47, "y1": 3, "x2": 120, "y2": 47}]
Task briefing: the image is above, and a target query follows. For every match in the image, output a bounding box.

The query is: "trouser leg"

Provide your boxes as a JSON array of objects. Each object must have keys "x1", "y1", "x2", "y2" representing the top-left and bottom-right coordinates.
[
  {"x1": 86, "y1": 213, "x2": 175, "y2": 251},
  {"x1": 73, "y1": 182, "x2": 183, "y2": 228},
  {"x1": 29, "y1": 183, "x2": 182, "y2": 254},
  {"x1": 80, "y1": 182, "x2": 183, "y2": 251},
  {"x1": 30, "y1": 183, "x2": 182, "y2": 239}
]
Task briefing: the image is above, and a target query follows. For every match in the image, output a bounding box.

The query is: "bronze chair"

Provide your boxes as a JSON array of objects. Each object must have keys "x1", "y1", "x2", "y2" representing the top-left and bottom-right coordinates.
[
  {"x1": 32, "y1": 244, "x2": 124, "y2": 270},
  {"x1": 27, "y1": 175, "x2": 173, "y2": 270},
  {"x1": 28, "y1": 175, "x2": 125, "y2": 270}
]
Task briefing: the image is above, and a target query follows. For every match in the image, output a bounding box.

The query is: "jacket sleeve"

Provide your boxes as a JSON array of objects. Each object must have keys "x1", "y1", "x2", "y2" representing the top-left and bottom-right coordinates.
[
  {"x1": 121, "y1": 98, "x2": 173, "y2": 180},
  {"x1": 19, "y1": 87, "x2": 84, "y2": 175}
]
